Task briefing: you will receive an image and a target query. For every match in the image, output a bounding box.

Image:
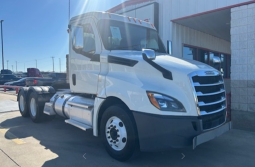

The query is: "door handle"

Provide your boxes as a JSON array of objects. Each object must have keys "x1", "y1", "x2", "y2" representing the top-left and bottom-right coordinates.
[{"x1": 72, "y1": 74, "x2": 76, "y2": 86}]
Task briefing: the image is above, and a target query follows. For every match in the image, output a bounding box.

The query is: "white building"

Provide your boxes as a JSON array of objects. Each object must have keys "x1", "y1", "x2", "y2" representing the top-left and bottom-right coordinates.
[{"x1": 108, "y1": 0, "x2": 255, "y2": 131}]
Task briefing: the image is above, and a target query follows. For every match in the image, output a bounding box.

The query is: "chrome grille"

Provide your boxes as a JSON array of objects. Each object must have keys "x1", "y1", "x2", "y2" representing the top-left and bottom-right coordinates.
[
  {"x1": 189, "y1": 71, "x2": 226, "y2": 130},
  {"x1": 199, "y1": 110, "x2": 226, "y2": 130}
]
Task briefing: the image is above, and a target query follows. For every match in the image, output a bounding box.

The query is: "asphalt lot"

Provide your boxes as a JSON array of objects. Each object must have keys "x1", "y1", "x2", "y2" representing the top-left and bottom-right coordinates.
[{"x1": 0, "y1": 88, "x2": 255, "y2": 167}]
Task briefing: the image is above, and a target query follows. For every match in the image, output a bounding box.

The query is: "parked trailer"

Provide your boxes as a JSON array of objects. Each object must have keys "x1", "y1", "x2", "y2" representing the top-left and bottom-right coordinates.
[{"x1": 17, "y1": 12, "x2": 231, "y2": 161}]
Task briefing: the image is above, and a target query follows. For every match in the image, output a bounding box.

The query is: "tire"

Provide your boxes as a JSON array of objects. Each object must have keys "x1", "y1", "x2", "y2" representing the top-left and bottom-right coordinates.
[
  {"x1": 100, "y1": 105, "x2": 138, "y2": 161},
  {"x1": 28, "y1": 92, "x2": 44, "y2": 123},
  {"x1": 18, "y1": 89, "x2": 29, "y2": 117}
]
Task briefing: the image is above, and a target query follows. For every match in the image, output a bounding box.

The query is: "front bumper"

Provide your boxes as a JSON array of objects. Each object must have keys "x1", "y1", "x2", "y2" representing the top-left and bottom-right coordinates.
[
  {"x1": 193, "y1": 121, "x2": 231, "y2": 149},
  {"x1": 132, "y1": 111, "x2": 231, "y2": 152}
]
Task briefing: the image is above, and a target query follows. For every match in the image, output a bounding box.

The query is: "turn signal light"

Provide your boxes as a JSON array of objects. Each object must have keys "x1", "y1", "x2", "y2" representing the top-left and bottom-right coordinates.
[{"x1": 147, "y1": 92, "x2": 160, "y2": 109}]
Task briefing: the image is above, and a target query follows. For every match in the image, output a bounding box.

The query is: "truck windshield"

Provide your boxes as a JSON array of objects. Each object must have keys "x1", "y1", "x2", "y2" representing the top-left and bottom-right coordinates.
[{"x1": 97, "y1": 19, "x2": 166, "y2": 53}]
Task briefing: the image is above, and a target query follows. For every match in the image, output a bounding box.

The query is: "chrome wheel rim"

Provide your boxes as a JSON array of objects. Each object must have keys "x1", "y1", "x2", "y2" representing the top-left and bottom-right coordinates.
[
  {"x1": 105, "y1": 116, "x2": 127, "y2": 151},
  {"x1": 30, "y1": 98, "x2": 36, "y2": 117},
  {"x1": 19, "y1": 95, "x2": 25, "y2": 112}
]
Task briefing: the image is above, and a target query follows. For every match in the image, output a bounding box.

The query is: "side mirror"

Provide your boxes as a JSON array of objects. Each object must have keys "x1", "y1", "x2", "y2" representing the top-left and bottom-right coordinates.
[{"x1": 142, "y1": 49, "x2": 156, "y2": 60}]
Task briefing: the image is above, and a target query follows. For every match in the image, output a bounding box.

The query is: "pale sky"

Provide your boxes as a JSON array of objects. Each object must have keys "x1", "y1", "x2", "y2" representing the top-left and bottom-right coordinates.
[{"x1": 0, "y1": 0, "x2": 124, "y2": 72}]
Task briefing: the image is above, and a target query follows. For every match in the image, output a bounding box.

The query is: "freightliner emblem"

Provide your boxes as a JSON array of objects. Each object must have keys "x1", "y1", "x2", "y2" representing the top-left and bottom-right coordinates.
[{"x1": 204, "y1": 71, "x2": 215, "y2": 75}]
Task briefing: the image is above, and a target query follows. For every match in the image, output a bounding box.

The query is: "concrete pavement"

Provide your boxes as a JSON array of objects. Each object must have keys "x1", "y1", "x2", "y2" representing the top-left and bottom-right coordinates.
[
  {"x1": 0, "y1": 100, "x2": 19, "y2": 113},
  {"x1": 0, "y1": 91, "x2": 255, "y2": 167}
]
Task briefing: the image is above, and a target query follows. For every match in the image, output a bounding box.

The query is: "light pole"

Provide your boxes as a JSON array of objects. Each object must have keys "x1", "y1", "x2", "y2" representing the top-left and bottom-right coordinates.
[
  {"x1": 15, "y1": 61, "x2": 17, "y2": 72},
  {"x1": 51, "y1": 57, "x2": 55, "y2": 72},
  {"x1": 12, "y1": 65, "x2": 13, "y2": 72},
  {"x1": 35, "y1": 59, "x2": 37, "y2": 68},
  {"x1": 0, "y1": 20, "x2": 4, "y2": 70},
  {"x1": 68, "y1": 0, "x2": 70, "y2": 20},
  {"x1": 6, "y1": 60, "x2": 8, "y2": 69},
  {"x1": 59, "y1": 58, "x2": 61, "y2": 72}
]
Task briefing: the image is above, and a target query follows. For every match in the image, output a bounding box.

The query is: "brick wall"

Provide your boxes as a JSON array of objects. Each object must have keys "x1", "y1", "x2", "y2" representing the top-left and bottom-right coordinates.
[
  {"x1": 231, "y1": 3, "x2": 255, "y2": 112},
  {"x1": 231, "y1": 3, "x2": 255, "y2": 131}
]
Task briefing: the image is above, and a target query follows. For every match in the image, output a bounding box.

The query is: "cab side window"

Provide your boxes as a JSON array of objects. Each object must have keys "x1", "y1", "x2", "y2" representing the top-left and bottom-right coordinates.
[
  {"x1": 83, "y1": 24, "x2": 95, "y2": 53},
  {"x1": 72, "y1": 26, "x2": 84, "y2": 50},
  {"x1": 72, "y1": 24, "x2": 95, "y2": 54}
]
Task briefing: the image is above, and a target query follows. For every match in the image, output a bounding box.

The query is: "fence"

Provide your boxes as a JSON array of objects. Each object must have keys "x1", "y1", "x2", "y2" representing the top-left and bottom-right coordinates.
[{"x1": 0, "y1": 85, "x2": 21, "y2": 94}]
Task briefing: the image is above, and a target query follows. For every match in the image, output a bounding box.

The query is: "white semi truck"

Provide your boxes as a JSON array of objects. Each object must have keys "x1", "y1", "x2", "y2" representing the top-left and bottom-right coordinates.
[{"x1": 17, "y1": 12, "x2": 231, "y2": 161}]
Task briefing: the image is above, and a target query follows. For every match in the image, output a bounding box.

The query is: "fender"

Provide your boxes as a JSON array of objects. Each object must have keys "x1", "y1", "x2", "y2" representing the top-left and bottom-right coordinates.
[
  {"x1": 17, "y1": 87, "x2": 29, "y2": 101},
  {"x1": 93, "y1": 97, "x2": 105, "y2": 136},
  {"x1": 93, "y1": 96, "x2": 132, "y2": 137},
  {"x1": 27, "y1": 86, "x2": 56, "y2": 105}
]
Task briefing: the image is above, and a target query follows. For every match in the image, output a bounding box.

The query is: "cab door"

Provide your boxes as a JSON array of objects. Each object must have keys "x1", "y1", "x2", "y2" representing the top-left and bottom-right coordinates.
[{"x1": 70, "y1": 19, "x2": 101, "y2": 94}]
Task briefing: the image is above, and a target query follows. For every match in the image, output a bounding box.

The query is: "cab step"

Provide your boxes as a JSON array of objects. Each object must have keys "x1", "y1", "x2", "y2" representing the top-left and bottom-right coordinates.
[
  {"x1": 43, "y1": 102, "x2": 56, "y2": 116},
  {"x1": 65, "y1": 119, "x2": 92, "y2": 131}
]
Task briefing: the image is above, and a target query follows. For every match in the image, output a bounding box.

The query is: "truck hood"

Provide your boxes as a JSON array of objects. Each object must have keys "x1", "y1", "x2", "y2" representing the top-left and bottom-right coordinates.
[
  {"x1": 154, "y1": 54, "x2": 214, "y2": 75},
  {"x1": 109, "y1": 50, "x2": 215, "y2": 75}
]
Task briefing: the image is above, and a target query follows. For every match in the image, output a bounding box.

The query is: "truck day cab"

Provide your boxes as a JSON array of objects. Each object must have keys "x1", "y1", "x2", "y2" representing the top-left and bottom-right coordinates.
[{"x1": 17, "y1": 12, "x2": 231, "y2": 161}]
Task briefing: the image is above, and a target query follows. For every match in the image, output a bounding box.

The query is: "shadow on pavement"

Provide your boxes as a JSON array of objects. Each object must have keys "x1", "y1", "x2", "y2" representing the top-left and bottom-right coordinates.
[{"x1": 1, "y1": 115, "x2": 255, "y2": 167}]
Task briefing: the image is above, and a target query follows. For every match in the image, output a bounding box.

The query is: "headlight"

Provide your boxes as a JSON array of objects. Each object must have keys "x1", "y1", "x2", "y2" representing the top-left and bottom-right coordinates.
[{"x1": 147, "y1": 92, "x2": 186, "y2": 112}]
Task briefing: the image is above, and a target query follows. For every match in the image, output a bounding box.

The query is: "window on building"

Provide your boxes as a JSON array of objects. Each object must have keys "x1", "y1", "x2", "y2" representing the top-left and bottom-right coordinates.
[
  {"x1": 209, "y1": 52, "x2": 219, "y2": 66},
  {"x1": 198, "y1": 49, "x2": 209, "y2": 64},
  {"x1": 210, "y1": 52, "x2": 221, "y2": 70},
  {"x1": 183, "y1": 45, "x2": 231, "y2": 78},
  {"x1": 221, "y1": 54, "x2": 231, "y2": 78},
  {"x1": 227, "y1": 55, "x2": 231, "y2": 78},
  {"x1": 183, "y1": 46, "x2": 197, "y2": 60}
]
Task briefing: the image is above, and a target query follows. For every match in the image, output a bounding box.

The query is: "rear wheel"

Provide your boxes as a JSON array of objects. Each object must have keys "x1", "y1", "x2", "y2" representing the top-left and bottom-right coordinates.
[
  {"x1": 100, "y1": 105, "x2": 138, "y2": 161},
  {"x1": 28, "y1": 92, "x2": 44, "y2": 123},
  {"x1": 18, "y1": 89, "x2": 29, "y2": 117}
]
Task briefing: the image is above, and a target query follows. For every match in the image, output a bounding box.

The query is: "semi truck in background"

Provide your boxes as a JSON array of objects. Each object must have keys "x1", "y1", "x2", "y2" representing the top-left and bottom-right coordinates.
[
  {"x1": 23, "y1": 68, "x2": 43, "y2": 77},
  {"x1": 1, "y1": 68, "x2": 42, "y2": 77},
  {"x1": 17, "y1": 12, "x2": 231, "y2": 161}
]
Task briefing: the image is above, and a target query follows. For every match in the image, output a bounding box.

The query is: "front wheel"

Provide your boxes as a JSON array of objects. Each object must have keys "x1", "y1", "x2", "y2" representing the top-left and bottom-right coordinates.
[{"x1": 100, "y1": 105, "x2": 138, "y2": 161}]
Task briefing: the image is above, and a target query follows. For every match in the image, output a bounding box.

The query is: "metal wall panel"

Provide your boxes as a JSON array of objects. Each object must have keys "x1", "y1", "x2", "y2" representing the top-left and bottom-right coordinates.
[
  {"x1": 171, "y1": 23, "x2": 231, "y2": 57},
  {"x1": 168, "y1": 0, "x2": 250, "y2": 19}
]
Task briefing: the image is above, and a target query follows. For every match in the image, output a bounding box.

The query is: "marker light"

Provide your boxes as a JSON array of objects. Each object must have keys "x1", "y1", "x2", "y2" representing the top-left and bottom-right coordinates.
[
  {"x1": 147, "y1": 92, "x2": 160, "y2": 109},
  {"x1": 33, "y1": 79, "x2": 37, "y2": 85}
]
